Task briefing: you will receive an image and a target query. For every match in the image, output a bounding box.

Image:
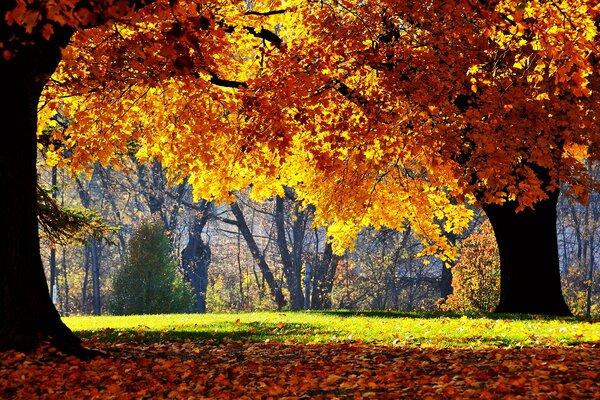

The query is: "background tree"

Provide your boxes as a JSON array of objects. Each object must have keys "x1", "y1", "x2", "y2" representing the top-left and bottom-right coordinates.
[
  {"x1": 335, "y1": 228, "x2": 441, "y2": 310},
  {"x1": 440, "y1": 222, "x2": 501, "y2": 313},
  {"x1": 558, "y1": 162, "x2": 600, "y2": 317},
  {"x1": 109, "y1": 218, "x2": 194, "y2": 315},
  {"x1": 181, "y1": 201, "x2": 213, "y2": 313}
]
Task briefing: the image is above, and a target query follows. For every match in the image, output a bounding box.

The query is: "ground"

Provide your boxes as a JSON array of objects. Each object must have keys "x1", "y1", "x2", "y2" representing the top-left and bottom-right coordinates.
[{"x1": 1, "y1": 312, "x2": 599, "y2": 398}]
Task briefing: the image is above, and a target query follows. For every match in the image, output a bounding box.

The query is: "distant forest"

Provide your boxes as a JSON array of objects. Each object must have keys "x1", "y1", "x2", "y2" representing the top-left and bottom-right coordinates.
[{"x1": 39, "y1": 158, "x2": 600, "y2": 318}]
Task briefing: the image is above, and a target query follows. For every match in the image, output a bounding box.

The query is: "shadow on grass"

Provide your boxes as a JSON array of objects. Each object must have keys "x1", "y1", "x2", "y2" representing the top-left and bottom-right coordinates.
[
  {"x1": 76, "y1": 321, "x2": 342, "y2": 345},
  {"x1": 311, "y1": 309, "x2": 581, "y2": 321}
]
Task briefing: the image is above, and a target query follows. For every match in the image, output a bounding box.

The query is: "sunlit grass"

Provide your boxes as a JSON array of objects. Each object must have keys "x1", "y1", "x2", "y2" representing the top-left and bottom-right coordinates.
[{"x1": 64, "y1": 310, "x2": 600, "y2": 349}]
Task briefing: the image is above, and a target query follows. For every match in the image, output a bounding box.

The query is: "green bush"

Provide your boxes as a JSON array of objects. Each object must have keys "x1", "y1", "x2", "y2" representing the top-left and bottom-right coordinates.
[{"x1": 109, "y1": 218, "x2": 194, "y2": 315}]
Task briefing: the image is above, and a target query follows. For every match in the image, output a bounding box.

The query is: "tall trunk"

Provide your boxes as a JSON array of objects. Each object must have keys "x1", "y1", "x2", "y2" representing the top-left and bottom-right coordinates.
[
  {"x1": 61, "y1": 248, "x2": 70, "y2": 315},
  {"x1": 229, "y1": 201, "x2": 287, "y2": 308},
  {"x1": 90, "y1": 238, "x2": 101, "y2": 315},
  {"x1": 182, "y1": 209, "x2": 211, "y2": 313},
  {"x1": 303, "y1": 261, "x2": 312, "y2": 310},
  {"x1": 310, "y1": 242, "x2": 339, "y2": 310},
  {"x1": 82, "y1": 245, "x2": 90, "y2": 313},
  {"x1": 275, "y1": 196, "x2": 305, "y2": 311},
  {"x1": 482, "y1": 189, "x2": 572, "y2": 316},
  {"x1": 0, "y1": 0, "x2": 160, "y2": 355},
  {"x1": 0, "y1": 42, "x2": 84, "y2": 352},
  {"x1": 586, "y1": 232, "x2": 595, "y2": 319},
  {"x1": 76, "y1": 175, "x2": 102, "y2": 315}
]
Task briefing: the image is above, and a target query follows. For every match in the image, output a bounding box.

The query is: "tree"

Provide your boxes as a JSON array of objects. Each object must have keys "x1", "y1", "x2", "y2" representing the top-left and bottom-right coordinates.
[
  {"x1": 233, "y1": 1, "x2": 598, "y2": 315},
  {"x1": 557, "y1": 162, "x2": 600, "y2": 317},
  {"x1": 441, "y1": 222, "x2": 501, "y2": 313},
  {"x1": 227, "y1": 199, "x2": 287, "y2": 309},
  {"x1": 0, "y1": 0, "x2": 159, "y2": 354},
  {"x1": 181, "y1": 201, "x2": 213, "y2": 313},
  {"x1": 339, "y1": 228, "x2": 441, "y2": 310},
  {"x1": 274, "y1": 190, "x2": 310, "y2": 310},
  {"x1": 109, "y1": 218, "x2": 193, "y2": 315}
]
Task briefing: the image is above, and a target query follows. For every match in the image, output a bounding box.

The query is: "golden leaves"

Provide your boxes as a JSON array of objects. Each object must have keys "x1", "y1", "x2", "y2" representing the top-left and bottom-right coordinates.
[{"x1": 35, "y1": 0, "x2": 599, "y2": 258}]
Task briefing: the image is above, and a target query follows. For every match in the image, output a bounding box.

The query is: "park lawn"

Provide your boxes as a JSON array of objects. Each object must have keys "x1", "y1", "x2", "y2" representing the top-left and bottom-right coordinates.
[
  {"x1": 64, "y1": 310, "x2": 600, "y2": 348},
  {"x1": 2, "y1": 311, "x2": 599, "y2": 399}
]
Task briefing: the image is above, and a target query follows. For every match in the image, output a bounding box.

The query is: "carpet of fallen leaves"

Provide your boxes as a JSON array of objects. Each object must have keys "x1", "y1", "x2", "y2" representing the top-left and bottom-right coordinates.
[{"x1": 1, "y1": 339, "x2": 599, "y2": 399}]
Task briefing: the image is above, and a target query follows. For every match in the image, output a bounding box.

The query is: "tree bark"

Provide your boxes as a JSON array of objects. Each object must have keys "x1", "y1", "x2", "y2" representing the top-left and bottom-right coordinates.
[
  {"x1": 482, "y1": 189, "x2": 572, "y2": 316},
  {"x1": 275, "y1": 195, "x2": 306, "y2": 311},
  {"x1": 310, "y1": 242, "x2": 339, "y2": 310},
  {"x1": 181, "y1": 207, "x2": 211, "y2": 313},
  {"x1": 0, "y1": 38, "x2": 86, "y2": 353},
  {"x1": 439, "y1": 232, "x2": 456, "y2": 303}
]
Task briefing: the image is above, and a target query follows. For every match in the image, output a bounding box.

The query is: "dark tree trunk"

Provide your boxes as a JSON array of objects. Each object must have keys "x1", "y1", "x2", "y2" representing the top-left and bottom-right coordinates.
[
  {"x1": 440, "y1": 266, "x2": 453, "y2": 299},
  {"x1": 310, "y1": 242, "x2": 339, "y2": 310},
  {"x1": 482, "y1": 189, "x2": 572, "y2": 316},
  {"x1": 0, "y1": 0, "x2": 160, "y2": 356},
  {"x1": 89, "y1": 238, "x2": 102, "y2": 315},
  {"x1": 182, "y1": 209, "x2": 211, "y2": 313},
  {"x1": 0, "y1": 37, "x2": 86, "y2": 353},
  {"x1": 275, "y1": 195, "x2": 306, "y2": 311},
  {"x1": 439, "y1": 230, "x2": 457, "y2": 303},
  {"x1": 76, "y1": 174, "x2": 102, "y2": 315}
]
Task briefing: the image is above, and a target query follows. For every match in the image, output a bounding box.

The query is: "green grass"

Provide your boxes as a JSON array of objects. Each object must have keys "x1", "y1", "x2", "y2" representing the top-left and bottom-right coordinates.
[{"x1": 64, "y1": 310, "x2": 600, "y2": 349}]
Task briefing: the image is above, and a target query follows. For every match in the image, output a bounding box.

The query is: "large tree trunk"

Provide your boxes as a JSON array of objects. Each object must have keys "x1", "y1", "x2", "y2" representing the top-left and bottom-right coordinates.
[
  {"x1": 482, "y1": 189, "x2": 572, "y2": 316},
  {"x1": 0, "y1": 42, "x2": 85, "y2": 353}
]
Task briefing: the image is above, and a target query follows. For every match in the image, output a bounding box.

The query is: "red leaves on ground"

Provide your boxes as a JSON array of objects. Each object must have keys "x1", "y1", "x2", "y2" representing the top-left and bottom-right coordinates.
[{"x1": 1, "y1": 340, "x2": 599, "y2": 399}]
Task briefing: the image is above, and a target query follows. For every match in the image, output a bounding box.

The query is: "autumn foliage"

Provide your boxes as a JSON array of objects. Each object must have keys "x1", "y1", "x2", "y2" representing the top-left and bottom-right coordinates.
[
  {"x1": 441, "y1": 222, "x2": 501, "y2": 313},
  {"x1": 38, "y1": 0, "x2": 598, "y2": 258}
]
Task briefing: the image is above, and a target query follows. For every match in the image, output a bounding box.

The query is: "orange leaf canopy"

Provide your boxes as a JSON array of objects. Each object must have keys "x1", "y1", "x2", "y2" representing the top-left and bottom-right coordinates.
[{"x1": 39, "y1": 0, "x2": 599, "y2": 256}]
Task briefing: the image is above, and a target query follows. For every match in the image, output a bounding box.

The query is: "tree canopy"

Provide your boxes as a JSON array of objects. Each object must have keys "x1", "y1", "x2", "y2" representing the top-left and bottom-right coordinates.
[{"x1": 39, "y1": 0, "x2": 599, "y2": 259}]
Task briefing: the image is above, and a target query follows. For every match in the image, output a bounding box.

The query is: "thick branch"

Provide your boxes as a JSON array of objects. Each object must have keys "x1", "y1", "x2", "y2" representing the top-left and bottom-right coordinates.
[
  {"x1": 208, "y1": 71, "x2": 248, "y2": 89},
  {"x1": 243, "y1": 27, "x2": 283, "y2": 46},
  {"x1": 245, "y1": 10, "x2": 286, "y2": 17}
]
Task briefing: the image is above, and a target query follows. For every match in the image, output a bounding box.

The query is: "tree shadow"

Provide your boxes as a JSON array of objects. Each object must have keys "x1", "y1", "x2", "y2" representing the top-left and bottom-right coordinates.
[
  {"x1": 309, "y1": 309, "x2": 581, "y2": 321},
  {"x1": 76, "y1": 321, "x2": 341, "y2": 345}
]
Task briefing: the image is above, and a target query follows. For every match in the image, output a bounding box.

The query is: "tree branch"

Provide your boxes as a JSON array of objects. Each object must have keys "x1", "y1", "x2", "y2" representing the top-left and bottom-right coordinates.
[
  {"x1": 207, "y1": 71, "x2": 248, "y2": 89},
  {"x1": 245, "y1": 10, "x2": 286, "y2": 17}
]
